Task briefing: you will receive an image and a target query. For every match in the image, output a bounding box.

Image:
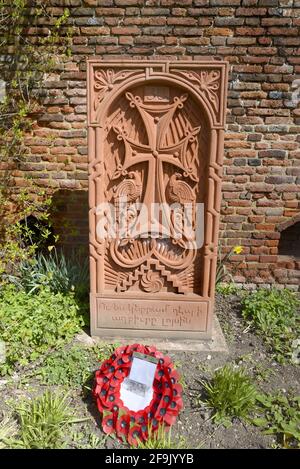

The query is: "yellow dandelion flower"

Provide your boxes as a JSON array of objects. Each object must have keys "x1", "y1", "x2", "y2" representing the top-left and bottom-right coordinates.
[{"x1": 233, "y1": 245, "x2": 243, "y2": 254}]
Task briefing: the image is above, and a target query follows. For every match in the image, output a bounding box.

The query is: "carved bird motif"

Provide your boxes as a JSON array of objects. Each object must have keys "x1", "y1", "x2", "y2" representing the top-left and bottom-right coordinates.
[
  {"x1": 114, "y1": 172, "x2": 142, "y2": 237},
  {"x1": 114, "y1": 171, "x2": 142, "y2": 203},
  {"x1": 166, "y1": 172, "x2": 195, "y2": 205},
  {"x1": 166, "y1": 173, "x2": 196, "y2": 248}
]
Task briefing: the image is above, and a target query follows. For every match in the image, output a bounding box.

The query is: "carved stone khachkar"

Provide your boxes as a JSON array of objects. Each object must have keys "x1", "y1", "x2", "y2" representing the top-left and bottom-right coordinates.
[{"x1": 87, "y1": 60, "x2": 228, "y2": 340}]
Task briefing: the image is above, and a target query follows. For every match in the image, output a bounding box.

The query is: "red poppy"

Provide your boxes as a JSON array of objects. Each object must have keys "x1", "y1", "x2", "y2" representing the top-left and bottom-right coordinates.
[
  {"x1": 93, "y1": 343, "x2": 183, "y2": 444},
  {"x1": 116, "y1": 413, "x2": 130, "y2": 439},
  {"x1": 171, "y1": 379, "x2": 182, "y2": 399},
  {"x1": 128, "y1": 425, "x2": 143, "y2": 447},
  {"x1": 144, "y1": 345, "x2": 158, "y2": 355},
  {"x1": 158, "y1": 355, "x2": 172, "y2": 368},
  {"x1": 102, "y1": 413, "x2": 115, "y2": 435},
  {"x1": 164, "y1": 399, "x2": 181, "y2": 426},
  {"x1": 114, "y1": 368, "x2": 125, "y2": 380}
]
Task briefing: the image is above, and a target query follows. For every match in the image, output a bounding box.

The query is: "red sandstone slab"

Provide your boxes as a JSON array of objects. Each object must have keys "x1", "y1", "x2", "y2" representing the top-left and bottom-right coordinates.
[{"x1": 87, "y1": 59, "x2": 228, "y2": 340}]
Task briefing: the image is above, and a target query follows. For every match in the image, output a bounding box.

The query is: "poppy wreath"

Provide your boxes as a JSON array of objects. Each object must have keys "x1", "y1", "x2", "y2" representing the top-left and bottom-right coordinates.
[{"x1": 93, "y1": 343, "x2": 183, "y2": 446}]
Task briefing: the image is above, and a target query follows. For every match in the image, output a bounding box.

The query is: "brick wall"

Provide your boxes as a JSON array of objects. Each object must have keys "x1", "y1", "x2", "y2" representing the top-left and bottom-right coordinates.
[{"x1": 3, "y1": 0, "x2": 300, "y2": 289}]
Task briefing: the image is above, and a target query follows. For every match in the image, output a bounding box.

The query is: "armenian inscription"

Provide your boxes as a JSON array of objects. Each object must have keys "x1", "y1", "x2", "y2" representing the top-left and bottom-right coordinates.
[{"x1": 96, "y1": 298, "x2": 209, "y2": 331}]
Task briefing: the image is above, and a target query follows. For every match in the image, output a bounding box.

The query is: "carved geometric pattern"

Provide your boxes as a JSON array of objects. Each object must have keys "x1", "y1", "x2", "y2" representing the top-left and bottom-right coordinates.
[{"x1": 115, "y1": 259, "x2": 193, "y2": 294}]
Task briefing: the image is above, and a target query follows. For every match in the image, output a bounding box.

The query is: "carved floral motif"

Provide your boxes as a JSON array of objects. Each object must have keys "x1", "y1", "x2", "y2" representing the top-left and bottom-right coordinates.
[
  {"x1": 94, "y1": 68, "x2": 139, "y2": 112},
  {"x1": 175, "y1": 70, "x2": 221, "y2": 114}
]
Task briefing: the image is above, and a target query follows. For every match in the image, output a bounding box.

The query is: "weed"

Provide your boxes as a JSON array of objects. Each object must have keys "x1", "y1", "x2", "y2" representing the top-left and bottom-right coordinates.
[
  {"x1": 93, "y1": 342, "x2": 120, "y2": 363},
  {"x1": 173, "y1": 361, "x2": 186, "y2": 389},
  {"x1": 197, "y1": 363, "x2": 211, "y2": 374},
  {"x1": 135, "y1": 423, "x2": 189, "y2": 449},
  {"x1": 253, "y1": 392, "x2": 300, "y2": 449},
  {"x1": 35, "y1": 345, "x2": 94, "y2": 389},
  {"x1": 216, "y1": 282, "x2": 240, "y2": 296},
  {"x1": 71, "y1": 430, "x2": 107, "y2": 449},
  {"x1": 235, "y1": 353, "x2": 254, "y2": 364},
  {"x1": 71, "y1": 427, "x2": 109, "y2": 449},
  {"x1": 0, "y1": 414, "x2": 18, "y2": 449},
  {"x1": 32, "y1": 342, "x2": 119, "y2": 392},
  {"x1": 234, "y1": 354, "x2": 274, "y2": 383},
  {"x1": 196, "y1": 364, "x2": 258, "y2": 427},
  {"x1": 87, "y1": 432, "x2": 107, "y2": 449},
  {"x1": 242, "y1": 288, "x2": 300, "y2": 363},
  {"x1": 10, "y1": 391, "x2": 87, "y2": 449},
  {"x1": 219, "y1": 319, "x2": 234, "y2": 343},
  {"x1": 252, "y1": 364, "x2": 275, "y2": 384},
  {"x1": 216, "y1": 245, "x2": 243, "y2": 285},
  {"x1": 0, "y1": 285, "x2": 84, "y2": 375}
]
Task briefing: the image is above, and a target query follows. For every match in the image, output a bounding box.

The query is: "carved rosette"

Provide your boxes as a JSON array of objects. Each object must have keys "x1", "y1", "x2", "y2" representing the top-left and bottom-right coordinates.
[{"x1": 140, "y1": 271, "x2": 164, "y2": 293}]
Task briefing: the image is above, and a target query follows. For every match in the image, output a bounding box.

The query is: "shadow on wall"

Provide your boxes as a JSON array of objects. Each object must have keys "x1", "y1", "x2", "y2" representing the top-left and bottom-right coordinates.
[
  {"x1": 278, "y1": 219, "x2": 300, "y2": 260},
  {"x1": 50, "y1": 189, "x2": 89, "y2": 258}
]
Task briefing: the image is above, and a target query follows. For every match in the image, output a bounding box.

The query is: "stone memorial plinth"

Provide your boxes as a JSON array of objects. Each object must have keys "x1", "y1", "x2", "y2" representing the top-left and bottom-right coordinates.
[{"x1": 87, "y1": 60, "x2": 228, "y2": 340}]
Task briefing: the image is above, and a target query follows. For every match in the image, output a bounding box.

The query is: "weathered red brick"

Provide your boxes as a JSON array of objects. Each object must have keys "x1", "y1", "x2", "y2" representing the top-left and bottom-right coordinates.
[
  {"x1": 236, "y1": 26, "x2": 265, "y2": 35},
  {"x1": 1, "y1": 0, "x2": 298, "y2": 289},
  {"x1": 80, "y1": 27, "x2": 110, "y2": 35},
  {"x1": 111, "y1": 26, "x2": 140, "y2": 35},
  {"x1": 236, "y1": 7, "x2": 267, "y2": 15}
]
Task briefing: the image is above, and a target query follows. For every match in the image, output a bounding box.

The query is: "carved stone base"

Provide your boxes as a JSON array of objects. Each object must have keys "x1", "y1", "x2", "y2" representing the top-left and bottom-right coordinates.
[
  {"x1": 90, "y1": 314, "x2": 228, "y2": 353},
  {"x1": 90, "y1": 293, "x2": 213, "y2": 340}
]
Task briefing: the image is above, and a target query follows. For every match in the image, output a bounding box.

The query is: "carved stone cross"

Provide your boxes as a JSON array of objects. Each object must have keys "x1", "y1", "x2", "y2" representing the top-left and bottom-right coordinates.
[
  {"x1": 88, "y1": 60, "x2": 228, "y2": 340},
  {"x1": 112, "y1": 91, "x2": 200, "y2": 208}
]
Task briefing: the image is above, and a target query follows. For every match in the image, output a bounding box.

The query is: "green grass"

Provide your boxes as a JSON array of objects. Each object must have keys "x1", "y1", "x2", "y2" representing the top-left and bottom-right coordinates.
[
  {"x1": 9, "y1": 391, "x2": 87, "y2": 449},
  {"x1": 0, "y1": 285, "x2": 85, "y2": 375},
  {"x1": 197, "y1": 364, "x2": 258, "y2": 427},
  {"x1": 134, "y1": 423, "x2": 189, "y2": 449},
  {"x1": 0, "y1": 414, "x2": 18, "y2": 449},
  {"x1": 242, "y1": 288, "x2": 300, "y2": 363}
]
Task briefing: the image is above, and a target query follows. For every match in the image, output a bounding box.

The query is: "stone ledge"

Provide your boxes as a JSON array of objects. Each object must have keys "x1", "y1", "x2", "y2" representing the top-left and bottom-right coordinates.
[{"x1": 76, "y1": 316, "x2": 228, "y2": 354}]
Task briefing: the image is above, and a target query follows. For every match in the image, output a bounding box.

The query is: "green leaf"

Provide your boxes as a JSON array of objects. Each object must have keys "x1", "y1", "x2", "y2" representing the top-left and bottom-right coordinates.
[{"x1": 252, "y1": 418, "x2": 268, "y2": 427}]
